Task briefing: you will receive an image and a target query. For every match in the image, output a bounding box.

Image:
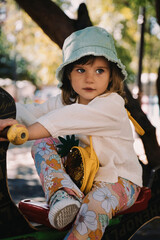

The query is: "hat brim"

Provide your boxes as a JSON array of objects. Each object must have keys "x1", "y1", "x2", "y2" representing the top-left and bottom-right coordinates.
[{"x1": 56, "y1": 46, "x2": 128, "y2": 87}]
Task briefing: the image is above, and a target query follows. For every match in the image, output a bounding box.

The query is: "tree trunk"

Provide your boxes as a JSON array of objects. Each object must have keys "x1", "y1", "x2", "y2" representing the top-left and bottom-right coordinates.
[
  {"x1": 15, "y1": 0, "x2": 92, "y2": 48},
  {"x1": 156, "y1": 0, "x2": 160, "y2": 25},
  {"x1": 124, "y1": 83, "x2": 160, "y2": 186},
  {"x1": 124, "y1": 84, "x2": 160, "y2": 168}
]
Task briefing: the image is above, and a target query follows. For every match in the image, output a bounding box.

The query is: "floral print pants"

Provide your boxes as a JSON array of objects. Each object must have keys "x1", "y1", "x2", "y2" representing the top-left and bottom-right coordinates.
[{"x1": 31, "y1": 137, "x2": 141, "y2": 240}]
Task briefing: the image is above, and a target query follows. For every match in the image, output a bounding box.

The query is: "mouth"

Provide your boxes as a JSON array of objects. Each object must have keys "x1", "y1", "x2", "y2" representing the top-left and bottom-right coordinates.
[{"x1": 83, "y1": 88, "x2": 95, "y2": 91}]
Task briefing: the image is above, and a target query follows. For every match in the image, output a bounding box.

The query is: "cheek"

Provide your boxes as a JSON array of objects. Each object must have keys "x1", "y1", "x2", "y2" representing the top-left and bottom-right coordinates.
[
  {"x1": 70, "y1": 74, "x2": 81, "y2": 86},
  {"x1": 101, "y1": 78, "x2": 110, "y2": 87},
  {"x1": 98, "y1": 79, "x2": 110, "y2": 92},
  {"x1": 70, "y1": 79, "x2": 81, "y2": 92}
]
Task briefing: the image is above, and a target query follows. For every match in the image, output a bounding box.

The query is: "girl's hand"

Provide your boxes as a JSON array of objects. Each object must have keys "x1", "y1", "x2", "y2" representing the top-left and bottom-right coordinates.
[
  {"x1": 0, "y1": 119, "x2": 19, "y2": 141},
  {"x1": 0, "y1": 119, "x2": 19, "y2": 131}
]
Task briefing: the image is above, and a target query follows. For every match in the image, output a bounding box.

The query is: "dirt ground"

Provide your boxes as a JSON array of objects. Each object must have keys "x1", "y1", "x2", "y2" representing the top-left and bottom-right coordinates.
[{"x1": 7, "y1": 141, "x2": 45, "y2": 204}]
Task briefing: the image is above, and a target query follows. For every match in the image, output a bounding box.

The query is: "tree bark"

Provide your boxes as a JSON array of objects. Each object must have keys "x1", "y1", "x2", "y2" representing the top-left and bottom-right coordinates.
[
  {"x1": 124, "y1": 83, "x2": 160, "y2": 185},
  {"x1": 156, "y1": 0, "x2": 160, "y2": 25},
  {"x1": 15, "y1": 0, "x2": 92, "y2": 48},
  {"x1": 124, "y1": 84, "x2": 160, "y2": 163}
]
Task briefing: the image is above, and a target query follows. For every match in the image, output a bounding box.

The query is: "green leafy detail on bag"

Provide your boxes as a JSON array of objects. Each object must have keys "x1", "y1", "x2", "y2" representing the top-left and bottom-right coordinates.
[{"x1": 57, "y1": 135, "x2": 79, "y2": 157}]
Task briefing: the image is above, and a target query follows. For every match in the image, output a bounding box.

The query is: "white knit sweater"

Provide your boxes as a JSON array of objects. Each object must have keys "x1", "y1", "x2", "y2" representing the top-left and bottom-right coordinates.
[{"x1": 16, "y1": 92, "x2": 142, "y2": 187}]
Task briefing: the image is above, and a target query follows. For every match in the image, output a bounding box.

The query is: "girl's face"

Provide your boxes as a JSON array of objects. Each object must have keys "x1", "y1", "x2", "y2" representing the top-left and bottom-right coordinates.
[{"x1": 69, "y1": 57, "x2": 111, "y2": 105}]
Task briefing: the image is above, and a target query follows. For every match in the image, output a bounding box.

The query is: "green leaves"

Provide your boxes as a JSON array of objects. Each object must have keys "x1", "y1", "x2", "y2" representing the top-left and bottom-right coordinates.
[{"x1": 57, "y1": 135, "x2": 79, "y2": 157}]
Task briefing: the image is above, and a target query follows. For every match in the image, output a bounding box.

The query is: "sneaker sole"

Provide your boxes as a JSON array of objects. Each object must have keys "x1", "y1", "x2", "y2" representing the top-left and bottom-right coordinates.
[{"x1": 54, "y1": 204, "x2": 79, "y2": 229}]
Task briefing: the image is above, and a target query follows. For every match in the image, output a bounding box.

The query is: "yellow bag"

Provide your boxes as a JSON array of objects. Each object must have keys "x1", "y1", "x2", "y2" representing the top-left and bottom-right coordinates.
[
  {"x1": 63, "y1": 109, "x2": 145, "y2": 195},
  {"x1": 65, "y1": 136, "x2": 99, "y2": 195}
]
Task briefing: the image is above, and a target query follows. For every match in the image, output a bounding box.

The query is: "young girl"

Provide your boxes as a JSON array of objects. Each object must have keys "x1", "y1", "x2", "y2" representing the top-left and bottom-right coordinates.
[{"x1": 0, "y1": 26, "x2": 142, "y2": 240}]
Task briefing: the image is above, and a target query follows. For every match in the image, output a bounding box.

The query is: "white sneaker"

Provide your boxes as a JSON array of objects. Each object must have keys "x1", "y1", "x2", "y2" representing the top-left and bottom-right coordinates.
[{"x1": 48, "y1": 190, "x2": 81, "y2": 229}]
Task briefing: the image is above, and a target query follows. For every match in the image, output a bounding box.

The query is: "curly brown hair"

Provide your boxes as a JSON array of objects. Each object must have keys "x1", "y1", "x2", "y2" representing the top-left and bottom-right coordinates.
[{"x1": 60, "y1": 55, "x2": 125, "y2": 105}]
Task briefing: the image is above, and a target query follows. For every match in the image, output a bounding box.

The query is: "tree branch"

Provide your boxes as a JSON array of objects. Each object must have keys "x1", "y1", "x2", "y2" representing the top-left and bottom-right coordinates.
[
  {"x1": 124, "y1": 83, "x2": 160, "y2": 169},
  {"x1": 14, "y1": 0, "x2": 92, "y2": 48}
]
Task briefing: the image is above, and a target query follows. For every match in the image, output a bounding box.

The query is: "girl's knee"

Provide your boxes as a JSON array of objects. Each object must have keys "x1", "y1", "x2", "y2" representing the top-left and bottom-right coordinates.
[
  {"x1": 31, "y1": 137, "x2": 59, "y2": 158},
  {"x1": 82, "y1": 191, "x2": 103, "y2": 211}
]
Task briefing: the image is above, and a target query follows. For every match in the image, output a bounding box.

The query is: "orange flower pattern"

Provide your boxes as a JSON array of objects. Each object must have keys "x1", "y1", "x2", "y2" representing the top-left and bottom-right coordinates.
[
  {"x1": 48, "y1": 177, "x2": 63, "y2": 193},
  {"x1": 88, "y1": 229, "x2": 103, "y2": 240},
  {"x1": 32, "y1": 137, "x2": 141, "y2": 240},
  {"x1": 31, "y1": 137, "x2": 83, "y2": 202},
  {"x1": 46, "y1": 158, "x2": 61, "y2": 170},
  {"x1": 65, "y1": 179, "x2": 140, "y2": 240},
  {"x1": 83, "y1": 194, "x2": 89, "y2": 204}
]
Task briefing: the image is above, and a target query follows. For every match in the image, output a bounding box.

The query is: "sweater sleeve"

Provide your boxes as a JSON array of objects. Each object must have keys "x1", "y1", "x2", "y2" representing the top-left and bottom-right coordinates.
[
  {"x1": 37, "y1": 93, "x2": 128, "y2": 138},
  {"x1": 16, "y1": 94, "x2": 63, "y2": 126}
]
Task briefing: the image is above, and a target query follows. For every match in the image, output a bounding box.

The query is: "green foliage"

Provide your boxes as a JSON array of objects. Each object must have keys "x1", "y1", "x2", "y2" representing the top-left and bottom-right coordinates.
[
  {"x1": 2, "y1": 0, "x2": 159, "y2": 87},
  {"x1": 16, "y1": 57, "x2": 39, "y2": 85},
  {"x1": 127, "y1": 0, "x2": 155, "y2": 9},
  {"x1": 0, "y1": 31, "x2": 38, "y2": 85},
  {"x1": 0, "y1": 31, "x2": 11, "y2": 54},
  {"x1": 87, "y1": 0, "x2": 159, "y2": 82},
  {"x1": 2, "y1": 0, "x2": 62, "y2": 86},
  {"x1": 54, "y1": 0, "x2": 71, "y2": 9}
]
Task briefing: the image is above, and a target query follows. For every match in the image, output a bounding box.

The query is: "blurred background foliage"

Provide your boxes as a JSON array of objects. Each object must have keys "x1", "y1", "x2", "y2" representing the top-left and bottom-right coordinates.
[
  {"x1": 0, "y1": 31, "x2": 37, "y2": 85},
  {"x1": 0, "y1": 0, "x2": 159, "y2": 87}
]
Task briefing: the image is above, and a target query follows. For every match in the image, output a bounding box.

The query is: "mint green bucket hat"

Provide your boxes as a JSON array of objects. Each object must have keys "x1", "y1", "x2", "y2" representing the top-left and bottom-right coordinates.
[{"x1": 56, "y1": 26, "x2": 127, "y2": 87}]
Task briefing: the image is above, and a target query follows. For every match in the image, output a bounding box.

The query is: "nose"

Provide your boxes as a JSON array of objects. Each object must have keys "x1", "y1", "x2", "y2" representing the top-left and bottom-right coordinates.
[{"x1": 85, "y1": 72, "x2": 94, "y2": 83}]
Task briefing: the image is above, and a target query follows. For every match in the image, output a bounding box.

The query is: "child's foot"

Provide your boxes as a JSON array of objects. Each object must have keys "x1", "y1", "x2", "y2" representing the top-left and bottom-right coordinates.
[{"x1": 48, "y1": 189, "x2": 81, "y2": 229}]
